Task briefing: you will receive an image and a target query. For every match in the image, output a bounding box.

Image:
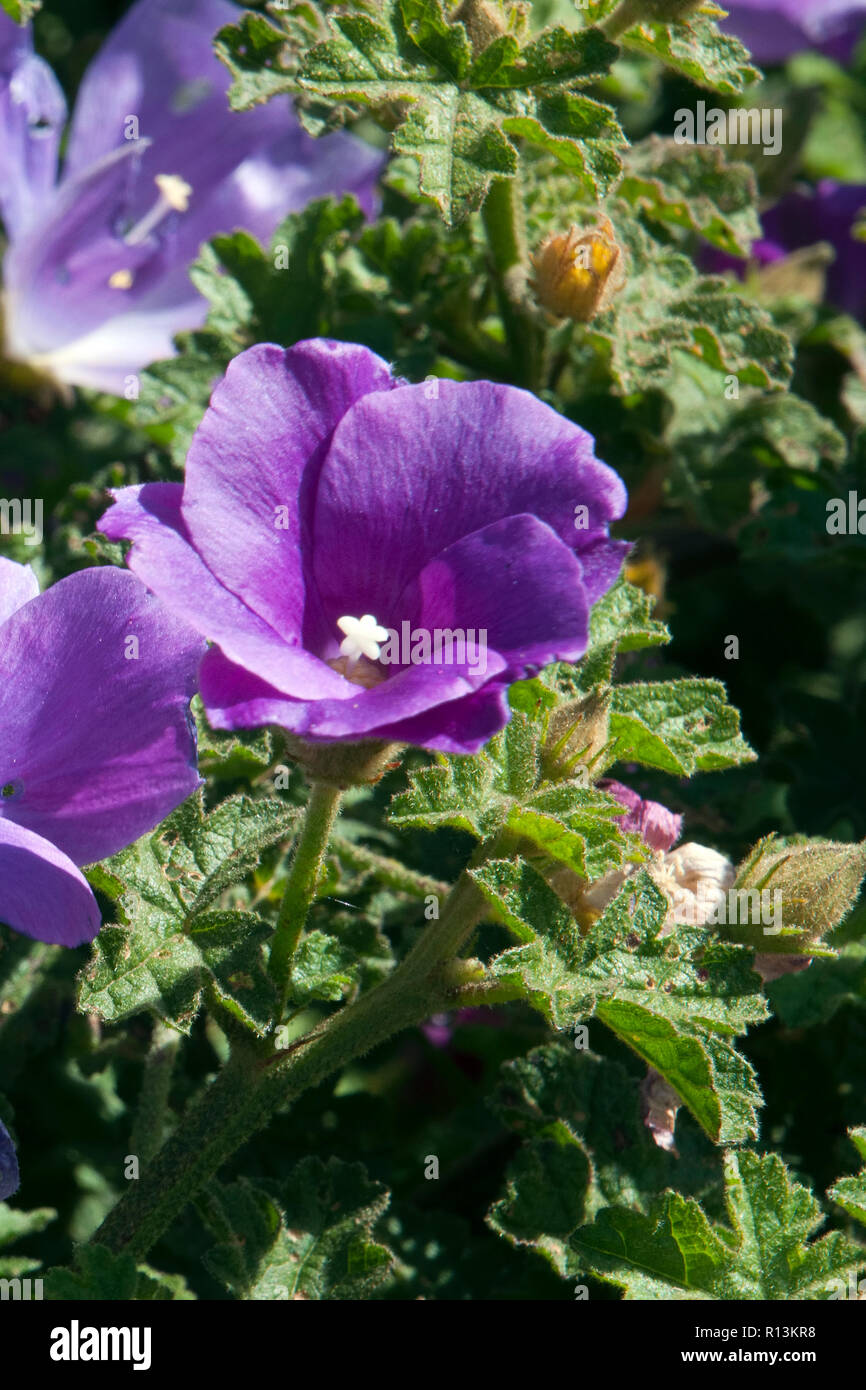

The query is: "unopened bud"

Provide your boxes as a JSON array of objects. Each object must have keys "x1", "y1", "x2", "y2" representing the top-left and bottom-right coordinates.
[
  {"x1": 531, "y1": 218, "x2": 626, "y2": 323},
  {"x1": 283, "y1": 736, "x2": 404, "y2": 788},
  {"x1": 729, "y1": 835, "x2": 866, "y2": 954},
  {"x1": 542, "y1": 687, "x2": 611, "y2": 782}
]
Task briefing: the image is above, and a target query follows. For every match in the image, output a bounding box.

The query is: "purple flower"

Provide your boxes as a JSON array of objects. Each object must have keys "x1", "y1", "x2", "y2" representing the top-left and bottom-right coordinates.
[
  {"x1": 0, "y1": 0, "x2": 382, "y2": 393},
  {"x1": 99, "y1": 339, "x2": 628, "y2": 755},
  {"x1": 598, "y1": 778, "x2": 682, "y2": 852},
  {"x1": 720, "y1": 0, "x2": 866, "y2": 63},
  {"x1": 703, "y1": 180, "x2": 866, "y2": 319},
  {"x1": 0, "y1": 1118, "x2": 18, "y2": 1201},
  {"x1": 0, "y1": 557, "x2": 205, "y2": 946}
]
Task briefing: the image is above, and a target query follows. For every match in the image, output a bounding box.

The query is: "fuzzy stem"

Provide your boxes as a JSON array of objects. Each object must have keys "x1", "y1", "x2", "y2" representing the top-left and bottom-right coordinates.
[
  {"x1": 129, "y1": 1024, "x2": 180, "y2": 1168},
  {"x1": 268, "y1": 780, "x2": 343, "y2": 1009},
  {"x1": 332, "y1": 839, "x2": 449, "y2": 899},
  {"x1": 90, "y1": 864, "x2": 490, "y2": 1261},
  {"x1": 480, "y1": 176, "x2": 545, "y2": 391},
  {"x1": 600, "y1": 0, "x2": 649, "y2": 39}
]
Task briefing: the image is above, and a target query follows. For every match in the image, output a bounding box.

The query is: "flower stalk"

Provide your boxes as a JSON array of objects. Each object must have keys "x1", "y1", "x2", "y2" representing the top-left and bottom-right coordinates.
[
  {"x1": 268, "y1": 780, "x2": 344, "y2": 1009},
  {"x1": 91, "y1": 851, "x2": 492, "y2": 1260}
]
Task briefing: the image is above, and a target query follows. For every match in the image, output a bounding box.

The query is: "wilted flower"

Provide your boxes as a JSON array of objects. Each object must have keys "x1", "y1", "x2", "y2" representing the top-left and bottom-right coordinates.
[
  {"x1": 0, "y1": 1117, "x2": 18, "y2": 1201},
  {"x1": 720, "y1": 0, "x2": 866, "y2": 63},
  {"x1": 100, "y1": 338, "x2": 628, "y2": 754},
  {"x1": 547, "y1": 781, "x2": 683, "y2": 923},
  {"x1": 0, "y1": 0, "x2": 382, "y2": 393},
  {"x1": 0, "y1": 558, "x2": 204, "y2": 945},
  {"x1": 599, "y1": 778, "x2": 682, "y2": 853}
]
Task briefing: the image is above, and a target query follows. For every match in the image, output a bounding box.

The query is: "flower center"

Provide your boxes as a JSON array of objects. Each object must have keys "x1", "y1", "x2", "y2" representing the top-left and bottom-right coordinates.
[
  {"x1": 336, "y1": 614, "x2": 389, "y2": 666},
  {"x1": 1, "y1": 779, "x2": 22, "y2": 801},
  {"x1": 328, "y1": 614, "x2": 390, "y2": 688},
  {"x1": 109, "y1": 174, "x2": 194, "y2": 289}
]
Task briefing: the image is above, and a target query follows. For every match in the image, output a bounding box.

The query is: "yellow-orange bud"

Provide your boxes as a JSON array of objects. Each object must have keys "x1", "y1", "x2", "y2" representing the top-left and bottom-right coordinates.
[{"x1": 530, "y1": 217, "x2": 626, "y2": 323}]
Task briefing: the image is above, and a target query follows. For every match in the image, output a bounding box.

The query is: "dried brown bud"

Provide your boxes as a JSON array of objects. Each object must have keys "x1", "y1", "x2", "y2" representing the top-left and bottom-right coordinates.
[{"x1": 530, "y1": 218, "x2": 626, "y2": 323}]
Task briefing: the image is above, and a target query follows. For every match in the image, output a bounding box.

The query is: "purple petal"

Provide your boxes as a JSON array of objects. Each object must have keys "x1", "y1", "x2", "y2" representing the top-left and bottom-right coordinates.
[
  {"x1": 101, "y1": 480, "x2": 347, "y2": 700},
  {"x1": 0, "y1": 557, "x2": 39, "y2": 625},
  {"x1": 0, "y1": 567, "x2": 204, "y2": 865},
  {"x1": 2, "y1": 141, "x2": 159, "y2": 365},
  {"x1": 720, "y1": 1, "x2": 866, "y2": 62},
  {"x1": 0, "y1": 817, "x2": 100, "y2": 947},
  {"x1": 599, "y1": 778, "x2": 683, "y2": 853},
  {"x1": 312, "y1": 378, "x2": 627, "y2": 632},
  {"x1": 373, "y1": 682, "x2": 512, "y2": 754},
  {"x1": 702, "y1": 181, "x2": 866, "y2": 320},
  {"x1": 0, "y1": 1116, "x2": 20, "y2": 1201},
  {"x1": 181, "y1": 340, "x2": 396, "y2": 647},
  {"x1": 199, "y1": 644, "x2": 507, "y2": 744},
  {"x1": 408, "y1": 513, "x2": 592, "y2": 672},
  {"x1": 64, "y1": 0, "x2": 284, "y2": 182},
  {"x1": 62, "y1": 0, "x2": 382, "y2": 263},
  {"x1": 0, "y1": 47, "x2": 66, "y2": 240}
]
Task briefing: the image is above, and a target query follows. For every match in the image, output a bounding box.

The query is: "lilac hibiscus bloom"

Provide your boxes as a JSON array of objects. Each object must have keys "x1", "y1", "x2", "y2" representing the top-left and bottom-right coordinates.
[
  {"x1": 100, "y1": 339, "x2": 628, "y2": 755},
  {"x1": 703, "y1": 180, "x2": 866, "y2": 319},
  {"x1": 0, "y1": 557, "x2": 205, "y2": 946},
  {"x1": 0, "y1": 1118, "x2": 18, "y2": 1201},
  {"x1": 720, "y1": 0, "x2": 866, "y2": 64},
  {"x1": 0, "y1": 0, "x2": 382, "y2": 394}
]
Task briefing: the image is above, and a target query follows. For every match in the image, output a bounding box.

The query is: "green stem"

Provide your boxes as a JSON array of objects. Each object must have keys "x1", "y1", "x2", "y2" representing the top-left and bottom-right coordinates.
[
  {"x1": 90, "y1": 863, "x2": 490, "y2": 1261},
  {"x1": 600, "y1": 0, "x2": 646, "y2": 39},
  {"x1": 268, "y1": 780, "x2": 343, "y2": 1008},
  {"x1": 129, "y1": 1024, "x2": 179, "y2": 1168},
  {"x1": 480, "y1": 176, "x2": 545, "y2": 391},
  {"x1": 332, "y1": 840, "x2": 449, "y2": 900}
]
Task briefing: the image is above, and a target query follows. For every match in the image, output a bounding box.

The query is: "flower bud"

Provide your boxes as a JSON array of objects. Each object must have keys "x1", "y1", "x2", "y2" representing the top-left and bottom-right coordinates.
[
  {"x1": 283, "y1": 736, "x2": 404, "y2": 788},
  {"x1": 542, "y1": 687, "x2": 611, "y2": 782},
  {"x1": 728, "y1": 835, "x2": 866, "y2": 954},
  {"x1": 530, "y1": 217, "x2": 626, "y2": 323}
]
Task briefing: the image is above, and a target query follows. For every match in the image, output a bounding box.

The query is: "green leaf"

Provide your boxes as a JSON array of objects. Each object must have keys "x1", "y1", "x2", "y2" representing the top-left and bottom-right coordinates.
[
  {"x1": 572, "y1": 1150, "x2": 866, "y2": 1299},
  {"x1": 193, "y1": 697, "x2": 273, "y2": 779},
  {"x1": 577, "y1": 204, "x2": 794, "y2": 394},
  {"x1": 492, "y1": 1043, "x2": 720, "y2": 1216},
  {"x1": 487, "y1": 1119, "x2": 591, "y2": 1276},
  {"x1": 78, "y1": 792, "x2": 298, "y2": 1034},
  {"x1": 44, "y1": 1246, "x2": 195, "y2": 1300},
  {"x1": 828, "y1": 1128, "x2": 866, "y2": 1229},
  {"x1": 202, "y1": 1159, "x2": 393, "y2": 1299},
  {"x1": 473, "y1": 863, "x2": 765, "y2": 1141},
  {"x1": 619, "y1": 136, "x2": 761, "y2": 256},
  {"x1": 289, "y1": 930, "x2": 360, "y2": 1004},
  {"x1": 0, "y1": 0, "x2": 40, "y2": 22},
  {"x1": 620, "y1": 13, "x2": 760, "y2": 95},
  {"x1": 0, "y1": 1202, "x2": 55, "y2": 1279},
  {"x1": 768, "y1": 942, "x2": 866, "y2": 1027},
  {"x1": 609, "y1": 678, "x2": 756, "y2": 775},
  {"x1": 284, "y1": 2, "x2": 624, "y2": 221}
]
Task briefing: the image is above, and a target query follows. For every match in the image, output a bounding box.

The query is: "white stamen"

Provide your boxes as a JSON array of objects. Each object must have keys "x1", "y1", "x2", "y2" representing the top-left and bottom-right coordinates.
[
  {"x1": 336, "y1": 614, "x2": 389, "y2": 667},
  {"x1": 124, "y1": 174, "x2": 193, "y2": 246},
  {"x1": 154, "y1": 173, "x2": 193, "y2": 213}
]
